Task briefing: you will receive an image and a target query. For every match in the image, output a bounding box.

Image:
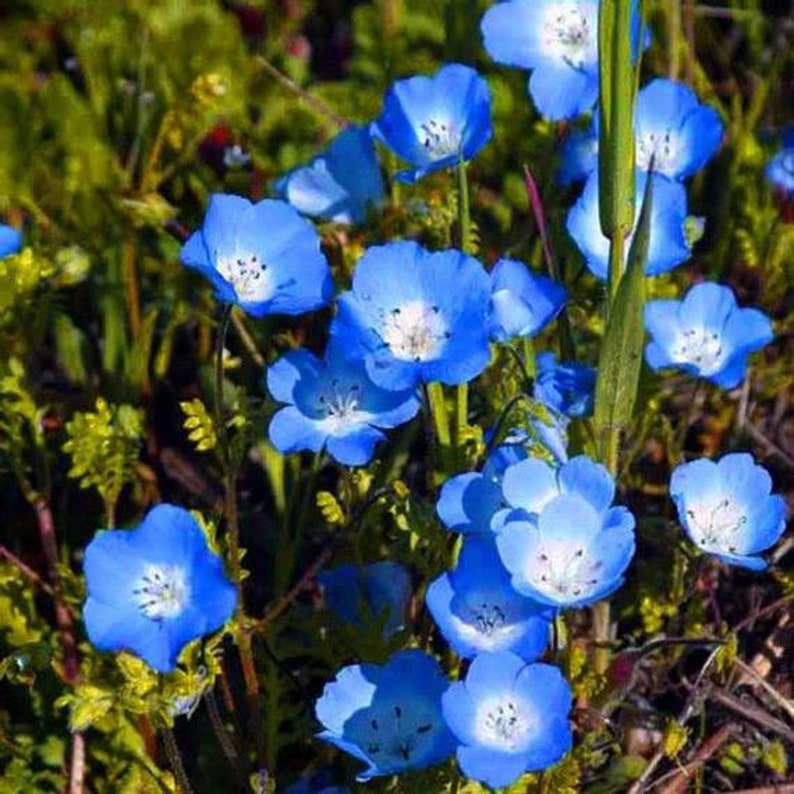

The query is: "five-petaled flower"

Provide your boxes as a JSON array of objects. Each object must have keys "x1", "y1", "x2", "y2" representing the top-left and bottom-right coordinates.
[
  {"x1": 644, "y1": 281, "x2": 774, "y2": 389},
  {"x1": 372, "y1": 63, "x2": 493, "y2": 184},
  {"x1": 495, "y1": 456, "x2": 636, "y2": 608},
  {"x1": 488, "y1": 258, "x2": 567, "y2": 342},
  {"x1": 426, "y1": 535, "x2": 552, "y2": 660},
  {"x1": 180, "y1": 193, "x2": 333, "y2": 317},
  {"x1": 0, "y1": 223, "x2": 22, "y2": 259},
  {"x1": 560, "y1": 78, "x2": 724, "y2": 183},
  {"x1": 83, "y1": 504, "x2": 237, "y2": 673},
  {"x1": 567, "y1": 170, "x2": 691, "y2": 279},
  {"x1": 330, "y1": 240, "x2": 492, "y2": 391},
  {"x1": 670, "y1": 453, "x2": 787, "y2": 571},
  {"x1": 318, "y1": 561, "x2": 412, "y2": 638},
  {"x1": 276, "y1": 125, "x2": 385, "y2": 224},
  {"x1": 266, "y1": 343, "x2": 420, "y2": 466},
  {"x1": 315, "y1": 649, "x2": 455, "y2": 780},
  {"x1": 442, "y1": 651, "x2": 573, "y2": 789},
  {"x1": 481, "y1": 0, "x2": 646, "y2": 121}
]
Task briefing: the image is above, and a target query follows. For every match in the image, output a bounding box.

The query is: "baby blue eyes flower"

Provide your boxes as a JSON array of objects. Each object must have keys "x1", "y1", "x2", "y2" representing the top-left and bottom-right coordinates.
[
  {"x1": 644, "y1": 282, "x2": 773, "y2": 389},
  {"x1": 670, "y1": 453, "x2": 787, "y2": 571},
  {"x1": 437, "y1": 444, "x2": 526, "y2": 535},
  {"x1": 330, "y1": 240, "x2": 492, "y2": 391},
  {"x1": 496, "y1": 456, "x2": 636, "y2": 608},
  {"x1": 560, "y1": 78, "x2": 724, "y2": 183},
  {"x1": 276, "y1": 125, "x2": 384, "y2": 224},
  {"x1": 318, "y1": 561, "x2": 411, "y2": 638},
  {"x1": 266, "y1": 344, "x2": 420, "y2": 466},
  {"x1": 83, "y1": 504, "x2": 237, "y2": 673},
  {"x1": 765, "y1": 143, "x2": 794, "y2": 196},
  {"x1": 180, "y1": 193, "x2": 333, "y2": 317},
  {"x1": 567, "y1": 170, "x2": 690, "y2": 279},
  {"x1": 481, "y1": 0, "x2": 646, "y2": 122},
  {"x1": 442, "y1": 652, "x2": 572, "y2": 789},
  {"x1": 534, "y1": 352, "x2": 596, "y2": 418},
  {"x1": 426, "y1": 535, "x2": 552, "y2": 660},
  {"x1": 488, "y1": 258, "x2": 567, "y2": 342},
  {"x1": 372, "y1": 63, "x2": 493, "y2": 184},
  {"x1": 0, "y1": 224, "x2": 22, "y2": 259},
  {"x1": 315, "y1": 649, "x2": 455, "y2": 781}
]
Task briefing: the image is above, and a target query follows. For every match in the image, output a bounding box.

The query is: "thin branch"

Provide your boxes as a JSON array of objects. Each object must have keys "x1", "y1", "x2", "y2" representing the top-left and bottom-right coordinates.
[
  {"x1": 709, "y1": 688, "x2": 794, "y2": 744},
  {"x1": 0, "y1": 544, "x2": 53, "y2": 595},
  {"x1": 256, "y1": 57, "x2": 349, "y2": 128}
]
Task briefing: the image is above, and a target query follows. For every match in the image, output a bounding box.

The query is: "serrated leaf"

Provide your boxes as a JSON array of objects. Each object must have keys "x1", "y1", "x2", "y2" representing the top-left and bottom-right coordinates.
[{"x1": 594, "y1": 173, "x2": 653, "y2": 437}]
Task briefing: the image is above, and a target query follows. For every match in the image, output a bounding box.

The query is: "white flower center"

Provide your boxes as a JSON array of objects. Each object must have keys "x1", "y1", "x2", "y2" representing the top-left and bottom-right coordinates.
[
  {"x1": 528, "y1": 543, "x2": 603, "y2": 601},
  {"x1": 216, "y1": 252, "x2": 271, "y2": 302},
  {"x1": 318, "y1": 380, "x2": 364, "y2": 432},
  {"x1": 381, "y1": 301, "x2": 450, "y2": 362},
  {"x1": 686, "y1": 497, "x2": 747, "y2": 554},
  {"x1": 476, "y1": 698, "x2": 531, "y2": 751},
  {"x1": 419, "y1": 118, "x2": 459, "y2": 160},
  {"x1": 637, "y1": 129, "x2": 679, "y2": 175},
  {"x1": 133, "y1": 564, "x2": 189, "y2": 620},
  {"x1": 674, "y1": 327, "x2": 724, "y2": 374},
  {"x1": 542, "y1": 3, "x2": 595, "y2": 69}
]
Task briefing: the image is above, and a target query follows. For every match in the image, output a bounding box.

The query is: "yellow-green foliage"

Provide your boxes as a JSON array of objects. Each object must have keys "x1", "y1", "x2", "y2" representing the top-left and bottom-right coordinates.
[
  {"x1": 63, "y1": 399, "x2": 144, "y2": 511},
  {"x1": 180, "y1": 397, "x2": 217, "y2": 452}
]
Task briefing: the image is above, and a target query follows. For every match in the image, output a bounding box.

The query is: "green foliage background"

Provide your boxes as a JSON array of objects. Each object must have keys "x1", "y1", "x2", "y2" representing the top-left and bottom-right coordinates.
[{"x1": 0, "y1": 1, "x2": 792, "y2": 792}]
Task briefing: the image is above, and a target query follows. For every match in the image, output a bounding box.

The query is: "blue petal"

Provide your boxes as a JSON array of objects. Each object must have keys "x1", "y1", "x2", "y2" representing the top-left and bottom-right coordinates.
[
  {"x1": 266, "y1": 349, "x2": 322, "y2": 404},
  {"x1": 559, "y1": 456, "x2": 615, "y2": 512},
  {"x1": 502, "y1": 458, "x2": 559, "y2": 514},
  {"x1": 326, "y1": 425, "x2": 385, "y2": 466},
  {"x1": 0, "y1": 224, "x2": 22, "y2": 259},
  {"x1": 268, "y1": 406, "x2": 326, "y2": 456},
  {"x1": 680, "y1": 282, "x2": 736, "y2": 328},
  {"x1": 83, "y1": 600, "x2": 178, "y2": 671},
  {"x1": 722, "y1": 306, "x2": 774, "y2": 357},
  {"x1": 528, "y1": 60, "x2": 599, "y2": 121},
  {"x1": 480, "y1": 0, "x2": 549, "y2": 70},
  {"x1": 456, "y1": 745, "x2": 530, "y2": 790},
  {"x1": 644, "y1": 175, "x2": 690, "y2": 276},
  {"x1": 558, "y1": 129, "x2": 599, "y2": 184},
  {"x1": 315, "y1": 663, "x2": 378, "y2": 735},
  {"x1": 461, "y1": 650, "x2": 526, "y2": 700}
]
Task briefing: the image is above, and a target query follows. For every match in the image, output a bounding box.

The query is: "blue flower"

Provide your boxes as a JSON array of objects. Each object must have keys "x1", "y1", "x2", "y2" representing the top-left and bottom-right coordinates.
[
  {"x1": 644, "y1": 282, "x2": 774, "y2": 389},
  {"x1": 426, "y1": 535, "x2": 552, "y2": 660},
  {"x1": 496, "y1": 456, "x2": 635, "y2": 608},
  {"x1": 330, "y1": 241, "x2": 492, "y2": 390},
  {"x1": 534, "y1": 352, "x2": 596, "y2": 418},
  {"x1": 372, "y1": 63, "x2": 493, "y2": 184},
  {"x1": 180, "y1": 194, "x2": 333, "y2": 317},
  {"x1": 437, "y1": 444, "x2": 527, "y2": 535},
  {"x1": 315, "y1": 649, "x2": 455, "y2": 781},
  {"x1": 670, "y1": 454, "x2": 787, "y2": 571},
  {"x1": 83, "y1": 504, "x2": 237, "y2": 673},
  {"x1": 266, "y1": 344, "x2": 420, "y2": 466},
  {"x1": 442, "y1": 652, "x2": 572, "y2": 789},
  {"x1": 0, "y1": 224, "x2": 22, "y2": 259},
  {"x1": 276, "y1": 125, "x2": 384, "y2": 224},
  {"x1": 765, "y1": 141, "x2": 794, "y2": 196},
  {"x1": 481, "y1": 0, "x2": 646, "y2": 121},
  {"x1": 318, "y1": 561, "x2": 411, "y2": 638},
  {"x1": 488, "y1": 258, "x2": 567, "y2": 342},
  {"x1": 559, "y1": 79, "x2": 724, "y2": 183},
  {"x1": 566, "y1": 170, "x2": 690, "y2": 279}
]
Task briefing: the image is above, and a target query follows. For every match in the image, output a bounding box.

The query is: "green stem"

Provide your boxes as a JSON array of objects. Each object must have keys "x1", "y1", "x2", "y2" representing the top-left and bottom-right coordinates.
[
  {"x1": 452, "y1": 160, "x2": 472, "y2": 461},
  {"x1": 607, "y1": 232, "x2": 626, "y2": 309},
  {"x1": 426, "y1": 382, "x2": 453, "y2": 473},
  {"x1": 214, "y1": 303, "x2": 266, "y2": 770}
]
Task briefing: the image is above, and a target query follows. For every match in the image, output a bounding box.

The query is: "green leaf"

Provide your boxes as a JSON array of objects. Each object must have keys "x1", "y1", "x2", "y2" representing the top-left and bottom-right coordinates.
[
  {"x1": 598, "y1": 0, "x2": 637, "y2": 240},
  {"x1": 594, "y1": 173, "x2": 653, "y2": 437}
]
